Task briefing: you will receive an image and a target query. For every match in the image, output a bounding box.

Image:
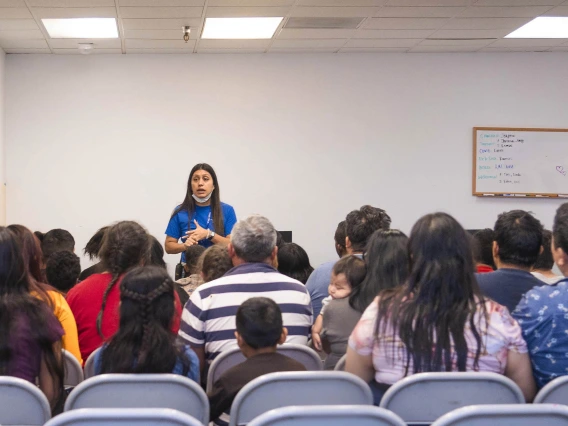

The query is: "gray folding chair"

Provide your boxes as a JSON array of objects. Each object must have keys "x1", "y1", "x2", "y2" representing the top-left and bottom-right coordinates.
[
  {"x1": 82, "y1": 347, "x2": 100, "y2": 379},
  {"x1": 206, "y1": 344, "x2": 323, "y2": 392},
  {"x1": 534, "y1": 375, "x2": 568, "y2": 404},
  {"x1": 229, "y1": 371, "x2": 373, "y2": 426},
  {"x1": 63, "y1": 349, "x2": 84, "y2": 387},
  {"x1": 0, "y1": 376, "x2": 51, "y2": 425},
  {"x1": 380, "y1": 372, "x2": 525, "y2": 425},
  {"x1": 65, "y1": 374, "x2": 209, "y2": 425},
  {"x1": 44, "y1": 408, "x2": 203, "y2": 426},
  {"x1": 334, "y1": 354, "x2": 347, "y2": 371},
  {"x1": 248, "y1": 405, "x2": 406, "y2": 426},
  {"x1": 431, "y1": 404, "x2": 568, "y2": 426}
]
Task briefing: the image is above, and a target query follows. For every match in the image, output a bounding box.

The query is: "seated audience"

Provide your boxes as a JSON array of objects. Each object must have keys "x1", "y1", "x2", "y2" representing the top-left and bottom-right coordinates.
[
  {"x1": 46, "y1": 250, "x2": 81, "y2": 295},
  {"x1": 178, "y1": 215, "x2": 312, "y2": 375},
  {"x1": 38, "y1": 228, "x2": 75, "y2": 262},
  {"x1": 8, "y1": 224, "x2": 82, "y2": 364},
  {"x1": 476, "y1": 210, "x2": 544, "y2": 312},
  {"x1": 514, "y1": 203, "x2": 568, "y2": 389},
  {"x1": 0, "y1": 227, "x2": 65, "y2": 413},
  {"x1": 67, "y1": 221, "x2": 183, "y2": 361},
  {"x1": 200, "y1": 244, "x2": 233, "y2": 283},
  {"x1": 94, "y1": 266, "x2": 199, "y2": 382},
  {"x1": 149, "y1": 235, "x2": 190, "y2": 306},
  {"x1": 472, "y1": 228, "x2": 496, "y2": 273},
  {"x1": 277, "y1": 242, "x2": 314, "y2": 284},
  {"x1": 307, "y1": 206, "x2": 391, "y2": 318},
  {"x1": 313, "y1": 256, "x2": 366, "y2": 369},
  {"x1": 79, "y1": 226, "x2": 108, "y2": 281},
  {"x1": 208, "y1": 297, "x2": 306, "y2": 425},
  {"x1": 176, "y1": 245, "x2": 206, "y2": 298},
  {"x1": 346, "y1": 213, "x2": 535, "y2": 404},
  {"x1": 531, "y1": 229, "x2": 563, "y2": 285}
]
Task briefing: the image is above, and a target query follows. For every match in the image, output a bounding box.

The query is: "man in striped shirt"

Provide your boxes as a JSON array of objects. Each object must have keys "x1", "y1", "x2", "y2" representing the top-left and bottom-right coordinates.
[{"x1": 178, "y1": 215, "x2": 313, "y2": 375}]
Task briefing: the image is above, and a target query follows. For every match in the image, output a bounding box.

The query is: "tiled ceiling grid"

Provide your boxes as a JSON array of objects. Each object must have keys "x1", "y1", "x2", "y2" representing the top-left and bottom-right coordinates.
[{"x1": 0, "y1": 0, "x2": 567, "y2": 54}]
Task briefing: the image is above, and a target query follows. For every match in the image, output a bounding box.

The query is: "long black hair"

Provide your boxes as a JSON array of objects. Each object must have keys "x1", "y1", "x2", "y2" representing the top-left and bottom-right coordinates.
[
  {"x1": 0, "y1": 227, "x2": 64, "y2": 410},
  {"x1": 84, "y1": 226, "x2": 109, "y2": 260},
  {"x1": 99, "y1": 266, "x2": 191, "y2": 375},
  {"x1": 97, "y1": 221, "x2": 150, "y2": 337},
  {"x1": 349, "y1": 229, "x2": 409, "y2": 313},
  {"x1": 171, "y1": 163, "x2": 225, "y2": 236},
  {"x1": 376, "y1": 213, "x2": 486, "y2": 375}
]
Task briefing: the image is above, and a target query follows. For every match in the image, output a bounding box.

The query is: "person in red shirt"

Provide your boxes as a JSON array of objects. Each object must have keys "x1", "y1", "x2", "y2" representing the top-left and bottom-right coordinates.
[
  {"x1": 67, "y1": 221, "x2": 182, "y2": 362},
  {"x1": 472, "y1": 228, "x2": 496, "y2": 274}
]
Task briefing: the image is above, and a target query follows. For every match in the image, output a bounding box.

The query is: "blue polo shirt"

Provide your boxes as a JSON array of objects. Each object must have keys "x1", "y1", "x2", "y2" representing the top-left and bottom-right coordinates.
[{"x1": 166, "y1": 202, "x2": 237, "y2": 262}]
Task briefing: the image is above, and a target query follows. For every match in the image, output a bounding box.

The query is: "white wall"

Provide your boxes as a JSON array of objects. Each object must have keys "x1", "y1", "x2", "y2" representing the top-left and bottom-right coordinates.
[
  {"x1": 5, "y1": 53, "x2": 568, "y2": 271},
  {"x1": 0, "y1": 49, "x2": 5, "y2": 226}
]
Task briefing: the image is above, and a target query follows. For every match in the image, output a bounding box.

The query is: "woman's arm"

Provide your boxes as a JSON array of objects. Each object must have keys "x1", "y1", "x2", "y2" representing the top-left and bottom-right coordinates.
[
  {"x1": 39, "y1": 342, "x2": 63, "y2": 409},
  {"x1": 505, "y1": 351, "x2": 536, "y2": 402},
  {"x1": 165, "y1": 236, "x2": 187, "y2": 254},
  {"x1": 345, "y1": 346, "x2": 375, "y2": 383}
]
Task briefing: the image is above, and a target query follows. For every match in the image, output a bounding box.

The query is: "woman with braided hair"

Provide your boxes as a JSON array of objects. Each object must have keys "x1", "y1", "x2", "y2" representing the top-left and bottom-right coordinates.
[
  {"x1": 93, "y1": 266, "x2": 199, "y2": 381},
  {"x1": 67, "y1": 221, "x2": 183, "y2": 362}
]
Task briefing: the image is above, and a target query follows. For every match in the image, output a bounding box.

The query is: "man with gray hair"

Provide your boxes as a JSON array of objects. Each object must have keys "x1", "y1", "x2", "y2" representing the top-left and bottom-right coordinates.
[{"x1": 178, "y1": 215, "x2": 313, "y2": 375}]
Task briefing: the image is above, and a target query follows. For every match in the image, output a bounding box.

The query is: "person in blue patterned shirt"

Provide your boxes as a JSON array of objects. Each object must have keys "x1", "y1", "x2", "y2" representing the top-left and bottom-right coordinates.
[{"x1": 513, "y1": 203, "x2": 568, "y2": 389}]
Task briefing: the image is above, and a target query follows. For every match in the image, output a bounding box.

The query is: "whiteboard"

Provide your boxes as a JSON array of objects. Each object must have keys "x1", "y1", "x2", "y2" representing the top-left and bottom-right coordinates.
[{"x1": 473, "y1": 127, "x2": 568, "y2": 198}]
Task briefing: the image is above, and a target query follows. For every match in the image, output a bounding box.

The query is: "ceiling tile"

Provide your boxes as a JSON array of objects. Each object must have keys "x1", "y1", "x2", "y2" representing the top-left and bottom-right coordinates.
[
  {"x1": 198, "y1": 39, "x2": 270, "y2": 48},
  {"x1": 48, "y1": 38, "x2": 121, "y2": 47},
  {"x1": 119, "y1": 0, "x2": 204, "y2": 5},
  {"x1": 206, "y1": 6, "x2": 290, "y2": 17},
  {"x1": 355, "y1": 28, "x2": 434, "y2": 37},
  {"x1": 0, "y1": 19, "x2": 38, "y2": 30},
  {"x1": 0, "y1": 29, "x2": 44, "y2": 39},
  {"x1": 4, "y1": 48, "x2": 50, "y2": 53},
  {"x1": 125, "y1": 48, "x2": 194, "y2": 53},
  {"x1": 208, "y1": 0, "x2": 294, "y2": 5},
  {"x1": 197, "y1": 48, "x2": 266, "y2": 52},
  {"x1": 34, "y1": 7, "x2": 117, "y2": 18},
  {"x1": 374, "y1": 6, "x2": 465, "y2": 17},
  {"x1": 420, "y1": 38, "x2": 494, "y2": 46},
  {"x1": 277, "y1": 28, "x2": 356, "y2": 38},
  {"x1": 339, "y1": 47, "x2": 408, "y2": 51},
  {"x1": 479, "y1": 46, "x2": 550, "y2": 51},
  {"x1": 125, "y1": 38, "x2": 195, "y2": 48},
  {"x1": 268, "y1": 47, "x2": 339, "y2": 52},
  {"x1": 52, "y1": 47, "x2": 122, "y2": 53},
  {"x1": 441, "y1": 17, "x2": 532, "y2": 29},
  {"x1": 543, "y1": 5, "x2": 568, "y2": 15},
  {"x1": 428, "y1": 28, "x2": 510, "y2": 37},
  {"x1": 473, "y1": 0, "x2": 563, "y2": 5},
  {"x1": 0, "y1": 0, "x2": 26, "y2": 6},
  {"x1": 385, "y1": 0, "x2": 468, "y2": 5},
  {"x1": 271, "y1": 38, "x2": 346, "y2": 47},
  {"x1": 299, "y1": 0, "x2": 386, "y2": 4},
  {"x1": 119, "y1": 7, "x2": 203, "y2": 18},
  {"x1": 488, "y1": 38, "x2": 567, "y2": 47},
  {"x1": 290, "y1": 6, "x2": 377, "y2": 17},
  {"x1": 0, "y1": 8, "x2": 32, "y2": 19},
  {"x1": 364, "y1": 17, "x2": 448, "y2": 29},
  {"x1": 344, "y1": 37, "x2": 420, "y2": 47},
  {"x1": 28, "y1": 0, "x2": 114, "y2": 6},
  {"x1": 458, "y1": 6, "x2": 551, "y2": 18},
  {"x1": 409, "y1": 44, "x2": 481, "y2": 51},
  {"x1": 122, "y1": 18, "x2": 201, "y2": 29},
  {"x1": 548, "y1": 45, "x2": 568, "y2": 51},
  {"x1": 124, "y1": 28, "x2": 198, "y2": 39},
  {"x1": 0, "y1": 38, "x2": 48, "y2": 48}
]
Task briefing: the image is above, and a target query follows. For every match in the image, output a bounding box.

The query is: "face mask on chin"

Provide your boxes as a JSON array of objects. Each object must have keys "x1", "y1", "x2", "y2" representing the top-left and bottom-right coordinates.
[{"x1": 192, "y1": 191, "x2": 213, "y2": 203}]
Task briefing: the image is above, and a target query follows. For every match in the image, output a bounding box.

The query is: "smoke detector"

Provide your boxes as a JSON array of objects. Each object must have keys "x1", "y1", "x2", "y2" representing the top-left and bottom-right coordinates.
[{"x1": 78, "y1": 43, "x2": 94, "y2": 55}]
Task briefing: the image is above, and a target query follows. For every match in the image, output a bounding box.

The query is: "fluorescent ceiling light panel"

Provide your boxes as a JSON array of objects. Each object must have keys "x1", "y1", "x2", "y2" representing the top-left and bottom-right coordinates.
[
  {"x1": 202, "y1": 17, "x2": 283, "y2": 39},
  {"x1": 42, "y1": 18, "x2": 118, "y2": 39},
  {"x1": 505, "y1": 17, "x2": 568, "y2": 39}
]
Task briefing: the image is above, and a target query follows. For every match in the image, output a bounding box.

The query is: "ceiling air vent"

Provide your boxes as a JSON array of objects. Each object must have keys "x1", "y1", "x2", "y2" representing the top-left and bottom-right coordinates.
[{"x1": 284, "y1": 17, "x2": 365, "y2": 30}]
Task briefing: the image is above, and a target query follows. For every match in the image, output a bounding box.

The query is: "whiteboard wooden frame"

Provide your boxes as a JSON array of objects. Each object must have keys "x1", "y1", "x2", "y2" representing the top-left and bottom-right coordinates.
[{"x1": 473, "y1": 127, "x2": 568, "y2": 198}]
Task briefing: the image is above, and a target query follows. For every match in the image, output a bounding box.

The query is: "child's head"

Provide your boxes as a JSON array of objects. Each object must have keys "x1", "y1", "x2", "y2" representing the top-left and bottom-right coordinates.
[
  {"x1": 184, "y1": 245, "x2": 206, "y2": 275},
  {"x1": 201, "y1": 245, "x2": 233, "y2": 282},
  {"x1": 329, "y1": 255, "x2": 366, "y2": 300},
  {"x1": 235, "y1": 297, "x2": 287, "y2": 353},
  {"x1": 45, "y1": 250, "x2": 81, "y2": 294}
]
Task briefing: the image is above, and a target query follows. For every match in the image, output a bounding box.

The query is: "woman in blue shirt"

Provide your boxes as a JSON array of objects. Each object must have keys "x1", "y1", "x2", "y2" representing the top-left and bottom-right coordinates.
[{"x1": 165, "y1": 163, "x2": 237, "y2": 262}]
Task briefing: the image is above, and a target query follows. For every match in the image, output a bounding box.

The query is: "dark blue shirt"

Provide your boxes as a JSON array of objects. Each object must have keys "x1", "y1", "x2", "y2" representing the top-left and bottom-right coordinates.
[{"x1": 476, "y1": 268, "x2": 543, "y2": 313}]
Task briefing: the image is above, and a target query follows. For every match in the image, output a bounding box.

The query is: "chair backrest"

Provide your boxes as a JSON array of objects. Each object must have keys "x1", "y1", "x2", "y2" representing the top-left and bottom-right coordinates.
[
  {"x1": 44, "y1": 408, "x2": 203, "y2": 426},
  {"x1": 431, "y1": 404, "x2": 568, "y2": 426},
  {"x1": 334, "y1": 354, "x2": 347, "y2": 371},
  {"x1": 248, "y1": 405, "x2": 407, "y2": 426},
  {"x1": 380, "y1": 372, "x2": 525, "y2": 425},
  {"x1": 206, "y1": 344, "x2": 322, "y2": 392},
  {"x1": 534, "y1": 376, "x2": 568, "y2": 404},
  {"x1": 63, "y1": 349, "x2": 84, "y2": 387},
  {"x1": 83, "y1": 347, "x2": 100, "y2": 380},
  {"x1": 229, "y1": 371, "x2": 373, "y2": 426},
  {"x1": 0, "y1": 376, "x2": 51, "y2": 425},
  {"x1": 65, "y1": 374, "x2": 209, "y2": 425}
]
